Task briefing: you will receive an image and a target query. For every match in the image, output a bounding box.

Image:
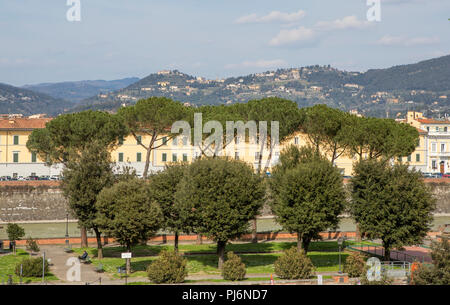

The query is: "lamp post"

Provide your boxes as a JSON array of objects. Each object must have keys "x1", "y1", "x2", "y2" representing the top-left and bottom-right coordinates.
[
  {"x1": 337, "y1": 237, "x2": 344, "y2": 274},
  {"x1": 65, "y1": 213, "x2": 69, "y2": 248}
]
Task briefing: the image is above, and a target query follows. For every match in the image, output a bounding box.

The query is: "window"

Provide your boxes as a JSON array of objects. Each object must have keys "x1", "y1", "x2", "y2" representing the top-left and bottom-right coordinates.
[
  {"x1": 407, "y1": 155, "x2": 411, "y2": 162},
  {"x1": 118, "y1": 136, "x2": 124, "y2": 145},
  {"x1": 294, "y1": 137, "x2": 299, "y2": 145},
  {"x1": 118, "y1": 153, "x2": 124, "y2": 162},
  {"x1": 436, "y1": 127, "x2": 439, "y2": 132},
  {"x1": 162, "y1": 137, "x2": 168, "y2": 145},
  {"x1": 431, "y1": 143, "x2": 437, "y2": 152},
  {"x1": 31, "y1": 152, "x2": 37, "y2": 163},
  {"x1": 162, "y1": 153, "x2": 167, "y2": 162},
  {"x1": 13, "y1": 135, "x2": 19, "y2": 145},
  {"x1": 136, "y1": 152, "x2": 142, "y2": 162},
  {"x1": 13, "y1": 152, "x2": 19, "y2": 163},
  {"x1": 416, "y1": 154, "x2": 420, "y2": 162},
  {"x1": 255, "y1": 152, "x2": 260, "y2": 161},
  {"x1": 445, "y1": 127, "x2": 448, "y2": 132},
  {"x1": 182, "y1": 153, "x2": 188, "y2": 162},
  {"x1": 235, "y1": 137, "x2": 240, "y2": 145},
  {"x1": 432, "y1": 160, "x2": 437, "y2": 170},
  {"x1": 427, "y1": 127, "x2": 430, "y2": 132},
  {"x1": 182, "y1": 137, "x2": 188, "y2": 146},
  {"x1": 235, "y1": 152, "x2": 239, "y2": 160},
  {"x1": 136, "y1": 136, "x2": 142, "y2": 145},
  {"x1": 173, "y1": 137, "x2": 178, "y2": 146},
  {"x1": 441, "y1": 143, "x2": 446, "y2": 152},
  {"x1": 398, "y1": 157, "x2": 402, "y2": 162},
  {"x1": 172, "y1": 153, "x2": 177, "y2": 162}
]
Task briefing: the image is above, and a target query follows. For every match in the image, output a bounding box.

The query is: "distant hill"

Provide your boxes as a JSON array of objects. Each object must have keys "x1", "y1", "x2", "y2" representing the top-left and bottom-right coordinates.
[
  {"x1": 2, "y1": 55, "x2": 449, "y2": 118},
  {"x1": 0, "y1": 83, "x2": 72, "y2": 116},
  {"x1": 353, "y1": 55, "x2": 450, "y2": 91},
  {"x1": 73, "y1": 55, "x2": 450, "y2": 118},
  {"x1": 22, "y1": 77, "x2": 139, "y2": 104}
]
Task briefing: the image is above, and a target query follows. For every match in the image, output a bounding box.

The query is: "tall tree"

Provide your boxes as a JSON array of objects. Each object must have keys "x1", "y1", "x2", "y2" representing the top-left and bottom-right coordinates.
[
  {"x1": 175, "y1": 158, "x2": 265, "y2": 268},
  {"x1": 27, "y1": 110, "x2": 127, "y2": 248},
  {"x1": 148, "y1": 163, "x2": 188, "y2": 253},
  {"x1": 300, "y1": 105, "x2": 351, "y2": 164},
  {"x1": 117, "y1": 97, "x2": 190, "y2": 178},
  {"x1": 61, "y1": 141, "x2": 115, "y2": 259},
  {"x1": 350, "y1": 159, "x2": 435, "y2": 261},
  {"x1": 96, "y1": 178, "x2": 163, "y2": 273},
  {"x1": 271, "y1": 146, "x2": 346, "y2": 253},
  {"x1": 247, "y1": 97, "x2": 303, "y2": 174},
  {"x1": 343, "y1": 116, "x2": 419, "y2": 161}
]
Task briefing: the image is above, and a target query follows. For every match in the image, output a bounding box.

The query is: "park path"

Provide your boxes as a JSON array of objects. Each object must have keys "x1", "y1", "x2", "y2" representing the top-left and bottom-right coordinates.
[
  {"x1": 352, "y1": 245, "x2": 432, "y2": 263},
  {"x1": 37, "y1": 245, "x2": 140, "y2": 285}
]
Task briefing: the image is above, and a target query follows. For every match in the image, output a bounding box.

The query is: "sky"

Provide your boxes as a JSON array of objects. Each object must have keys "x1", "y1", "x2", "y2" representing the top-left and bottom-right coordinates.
[{"x1": 0, "y1": 0, "x2": 449, "y2": 86}]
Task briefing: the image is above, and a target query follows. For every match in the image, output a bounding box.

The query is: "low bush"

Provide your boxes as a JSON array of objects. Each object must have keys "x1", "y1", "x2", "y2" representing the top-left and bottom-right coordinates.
[
  {"x1": 343, "y1": 251, "x2": 366, "y2": 277},
  {"x1": 274, "y1": 247, "x2": 315, "y2": 279},
  {"x1": 25, "y1": 237, "x2": 40, "y2": 253},
  {"x1": 222, "y1": 252, "x2": 246, "y2": 281},
  {"x1": 15, "y1": 257, "x2": 49, "y2": 277},
  {"x1": 147, "y1": 251, "x2": 187, "y2": 284}
]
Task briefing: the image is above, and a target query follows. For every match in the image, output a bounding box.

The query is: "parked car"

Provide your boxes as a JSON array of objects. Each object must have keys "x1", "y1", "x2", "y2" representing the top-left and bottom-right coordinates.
[
  {"x1": 443, "y1": 174, "x2": 450, "y2": 178},
  {"x1": 50, "y1": 175, "x2": 60, "y2": 181},
  {"x1": 39, "y1": 175, "x2": 50, "y2": 180},
  {"x1": 27, "y1": 175, "x2": 39, "y2": 180},
  {"x1": 422, "y1": 173, "x2": 435, "y2": 178}
]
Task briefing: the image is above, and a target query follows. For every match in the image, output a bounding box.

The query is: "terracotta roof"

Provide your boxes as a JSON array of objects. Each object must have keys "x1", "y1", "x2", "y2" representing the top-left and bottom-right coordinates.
[
  {"x1": 417, "y1": 118, "x2": 450, "y2": 125},
  {"x1": 0, "y1": 118, "x2": 52, "y2": 130}
]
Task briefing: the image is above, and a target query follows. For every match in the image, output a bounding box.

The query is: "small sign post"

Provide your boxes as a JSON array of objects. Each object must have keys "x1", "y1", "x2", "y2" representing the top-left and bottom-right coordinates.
[{"x1": 121, "y1": 252, "x2": 132, "y2": 285}]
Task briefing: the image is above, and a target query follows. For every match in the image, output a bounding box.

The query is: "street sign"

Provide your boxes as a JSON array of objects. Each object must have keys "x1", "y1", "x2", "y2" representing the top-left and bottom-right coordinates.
[{"x1": 121, "y1": 252, "x2": 132, "y2": 259}]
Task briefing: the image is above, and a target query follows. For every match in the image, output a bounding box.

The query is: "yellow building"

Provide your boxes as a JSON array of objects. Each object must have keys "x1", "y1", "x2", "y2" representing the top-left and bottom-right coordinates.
[
  {"x1": 0, "y1": 117, "x2": 62, "y2": 178},
  {"x1": 2, "y1": 111, "x2": 446, "y2": 178}
]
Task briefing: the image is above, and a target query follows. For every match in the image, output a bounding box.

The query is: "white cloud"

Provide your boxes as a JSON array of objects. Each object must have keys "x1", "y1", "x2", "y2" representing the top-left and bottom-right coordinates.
[
  {"x1": 315, "y1": 16, "x2": 372, "y2": 31},
  {"x1": 234, "y1": 10, "x2": 306, "y2": 24},
  {"x1": 225, "y1": 59, "x2": 287, "y2": 69},
  {"x1": 268, "y1": 15, "x2": 371, "y2": 47},
  {"x1": 376, "y1": 35, "x2": 440, "y2": 46},
  {"x1": 269, "y1": 26, "x2": 316, "y2": 46}
]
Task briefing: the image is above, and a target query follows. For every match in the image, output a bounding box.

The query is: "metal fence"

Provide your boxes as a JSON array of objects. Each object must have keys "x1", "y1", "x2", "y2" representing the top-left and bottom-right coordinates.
[{"x1": 347, "y1": 244, "x2": 428, "y2": 263}]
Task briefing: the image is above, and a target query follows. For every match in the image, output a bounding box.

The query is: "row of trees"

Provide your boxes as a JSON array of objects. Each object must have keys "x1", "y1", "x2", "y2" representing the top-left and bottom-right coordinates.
[
  {"x1": 25, "y1": 97, "x2": 427, "y2": 267},
  {"x1": 270, "y1": 144, "x2": 435, "y2": 260}
]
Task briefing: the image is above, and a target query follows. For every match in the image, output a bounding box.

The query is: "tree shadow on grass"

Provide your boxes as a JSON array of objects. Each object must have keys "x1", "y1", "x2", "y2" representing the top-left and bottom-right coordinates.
[{"x1": 90, "y1": 245, "x2": 170, "y2": 258}]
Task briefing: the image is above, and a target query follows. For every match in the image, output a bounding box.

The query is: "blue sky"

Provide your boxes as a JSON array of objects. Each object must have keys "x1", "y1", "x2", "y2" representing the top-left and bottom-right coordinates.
[{"x1": 0, "y1": 0, "x2": 449, "y2": 86}]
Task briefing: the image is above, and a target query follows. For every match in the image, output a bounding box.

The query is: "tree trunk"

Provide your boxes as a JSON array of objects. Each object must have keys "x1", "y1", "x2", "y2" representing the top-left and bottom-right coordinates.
[
  {"x1": 143, "y1": 146, "x2": 152, "y2": 178},
  {"x1": 196, "y1": 234, "x2": 202, "y2": 245},
  {"x1": 297, "y1": 233, "x2": 303, "y2": 252},
  {"x1": 93, "y1": 228, "x2": 103, "y2": 260},
  {"x1": 301, "y1": 236, "x2": 311, "y2": 255},
  {"x1": 174, "y1": 231, "x2": 179, "y2": 254},
  {"x1": 355, "y1": 224, "x2": 362, "y2": 242},
  {"x1": 251, "y1": 219, "x2": 258, "y2": 243},
  {"x1": 383, "y1": 242, "x2": 391, "y2": 261},
  {"x1": 80, "y1": 227, "x2": 88, "y2": 248},
  {"x1": 126, "y1": 245, "x2": 132, "y2": 274},
  {"x1": 217, "y1": 240, "x2": 227, "y2": 269}
]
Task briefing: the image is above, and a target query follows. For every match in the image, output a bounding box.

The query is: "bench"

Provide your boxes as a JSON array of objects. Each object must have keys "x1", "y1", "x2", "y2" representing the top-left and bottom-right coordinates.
[
  {"x1": 79, "y1": 255, "x2": 91, "y2": 264},
  {"x1": 95, "y1": 263, "x2": 104, "y2": 273}
]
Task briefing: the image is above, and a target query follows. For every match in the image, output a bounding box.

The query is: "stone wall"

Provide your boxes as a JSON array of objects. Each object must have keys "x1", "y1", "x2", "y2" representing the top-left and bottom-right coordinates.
[
  {"x1": 0, "y1": 181, "x2": 70, "y2": 222},
  {"x1": 0, "y1": 179, "x2": 449, "y2": 223}
]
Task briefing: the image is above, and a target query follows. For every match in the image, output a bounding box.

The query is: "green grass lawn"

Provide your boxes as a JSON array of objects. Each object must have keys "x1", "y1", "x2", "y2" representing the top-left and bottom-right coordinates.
[
  {"x1": 0, "y1": 249, "x2": 59, "y2": 284},
  {"x1": 72, "y1": 240, "x2": 372, "y2": 278}
]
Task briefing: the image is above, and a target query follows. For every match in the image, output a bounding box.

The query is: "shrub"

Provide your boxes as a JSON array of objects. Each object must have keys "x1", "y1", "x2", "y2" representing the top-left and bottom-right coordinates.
[
  {"x1": 147, "y1": 251, "x2": 187, "y2": 284},
  {"x1": 343, "y1": 252, "x2": 367, "y2": 277},
  {"x1": 360, "y1": 273, "x2": 393, "y2": 285},
  {"x1": 25, "y1": 237, "x2": 40, "y2": 253},
  {"x1": 15, "y1": 257, "x2": 49, "y2": 277},
  {"x1": 274, "y1": 247, "x2": 315, "y2": 279},
  {"x1": 222, "y1": 252, "x2": 246, "y2": 281},
  {"x1": 410, "y1": 238, "x2": 450, "y2": 285}
]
